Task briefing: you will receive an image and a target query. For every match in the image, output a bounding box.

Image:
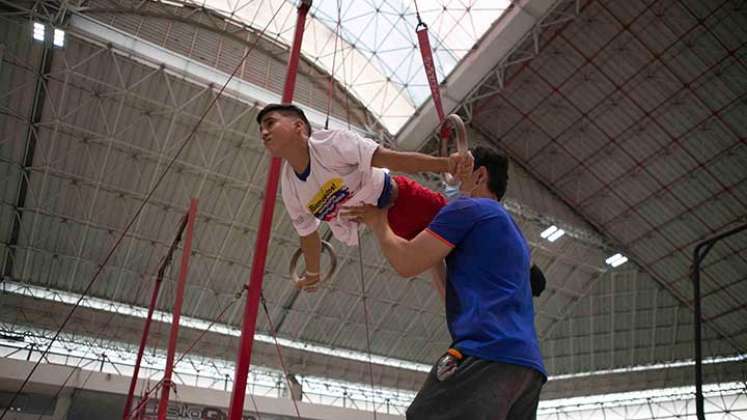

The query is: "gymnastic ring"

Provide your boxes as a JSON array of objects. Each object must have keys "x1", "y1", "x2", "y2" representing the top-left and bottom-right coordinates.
[
  {"x1": 288, "y1": 240, "x2": 337, "y2": 291},
  {"x1": 439, "y1": 114, "x2": 468, "y2": 186}
]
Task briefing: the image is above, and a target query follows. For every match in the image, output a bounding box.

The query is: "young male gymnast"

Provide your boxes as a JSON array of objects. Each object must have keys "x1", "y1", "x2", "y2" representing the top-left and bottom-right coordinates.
[{"x1": 256, "y1": 103, "x2": 472, "y2": 290}]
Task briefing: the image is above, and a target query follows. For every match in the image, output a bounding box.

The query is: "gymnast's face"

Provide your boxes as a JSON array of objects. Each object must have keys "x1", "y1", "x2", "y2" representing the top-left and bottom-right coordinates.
[{"x1": 259, "y1": 111, "x2": 306, "y2": 156}]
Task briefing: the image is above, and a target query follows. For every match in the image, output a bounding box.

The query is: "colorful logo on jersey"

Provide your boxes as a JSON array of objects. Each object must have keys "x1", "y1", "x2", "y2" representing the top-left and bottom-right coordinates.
[{"x1": 306, "y1": 178, "x2": 352, "y2": 221}]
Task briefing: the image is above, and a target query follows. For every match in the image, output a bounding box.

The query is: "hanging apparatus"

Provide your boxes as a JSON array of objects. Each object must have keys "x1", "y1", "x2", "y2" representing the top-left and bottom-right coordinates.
[
  {"x1": 288, "y1": 240, "x2": 338, "y2": 291},
  {"x1": 414, "y1": 4, "x2": 469, "y2": 186},
  {"x1": 439, "y1": 114, "x2": 468, "y2": 186}
]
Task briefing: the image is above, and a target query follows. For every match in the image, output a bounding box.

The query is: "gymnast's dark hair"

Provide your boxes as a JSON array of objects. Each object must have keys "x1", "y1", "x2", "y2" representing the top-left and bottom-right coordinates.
[
  {"x1": 471, "y1": 145, "x2": 509, "y2": 201},
  {"x1": 256, "y1": 103, "x2": 312, "y2": 136}
]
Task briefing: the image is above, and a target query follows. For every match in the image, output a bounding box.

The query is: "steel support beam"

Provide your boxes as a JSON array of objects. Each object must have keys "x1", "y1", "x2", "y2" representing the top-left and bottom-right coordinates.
[
  {"x1": 66, "y1": 12, "x2": 363, "y2": 133},
  {"x1": 3, "y1": 18, "x2": 54, "y2": 279}
]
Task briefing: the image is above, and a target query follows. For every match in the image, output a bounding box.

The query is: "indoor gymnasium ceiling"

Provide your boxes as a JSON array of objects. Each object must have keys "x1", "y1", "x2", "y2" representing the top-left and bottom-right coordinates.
[{"x1": 0, "y1": 0, "x2": 745, "y2": 402}]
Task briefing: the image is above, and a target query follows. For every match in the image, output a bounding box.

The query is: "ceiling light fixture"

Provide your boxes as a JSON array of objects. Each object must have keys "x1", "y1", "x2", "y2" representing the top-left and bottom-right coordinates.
[
  {"x1": 547, "y1": 228, "x2": 565, "y2": 242},
  {"x1": 540, "y1": 225, "x2": 558, "y2": 239},
  {"x1": 53, "y1": 28, "x2": 65, "y2": 47},
  {"x1": 541, "y1": 225, "x2": 565, "y2": 242},
  {"x1": 33, "y1": 22, "x2": 45, "y2": 42},
  {"x1": 605, "y1": 253, "x2": 628, "y2": 267}
]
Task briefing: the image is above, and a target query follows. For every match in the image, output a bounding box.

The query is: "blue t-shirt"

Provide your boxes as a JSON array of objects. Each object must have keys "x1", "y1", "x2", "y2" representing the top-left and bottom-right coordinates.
[{"x1": 427, "y1": 197, "x2": 546, "y2": 378}]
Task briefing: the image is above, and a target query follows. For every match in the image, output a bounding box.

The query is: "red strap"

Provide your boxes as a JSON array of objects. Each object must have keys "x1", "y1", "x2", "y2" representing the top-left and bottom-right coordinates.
[{"x1": 416, "y1": 25, "x2": 451, "y2": 140}]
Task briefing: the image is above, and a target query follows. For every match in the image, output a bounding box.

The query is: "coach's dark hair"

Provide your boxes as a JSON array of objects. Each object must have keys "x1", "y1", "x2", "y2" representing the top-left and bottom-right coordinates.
[
  {"x1": 256, "y1": 103, "x2": 312, "y2": 136},
  {"x1": 471, "y1": 145, "x2": 509, "y2": 201}
]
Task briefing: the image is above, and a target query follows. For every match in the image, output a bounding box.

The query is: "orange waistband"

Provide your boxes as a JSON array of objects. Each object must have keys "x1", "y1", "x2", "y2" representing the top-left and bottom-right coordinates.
[{"x1": 447, "y1": 348, "x2": 463, "y2": 360}]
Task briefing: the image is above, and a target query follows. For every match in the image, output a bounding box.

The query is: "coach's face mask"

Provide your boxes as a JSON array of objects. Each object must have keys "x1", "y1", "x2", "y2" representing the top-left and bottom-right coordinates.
[{"x1": 444, "y1": 183, "x2": 460, "y2": 200}]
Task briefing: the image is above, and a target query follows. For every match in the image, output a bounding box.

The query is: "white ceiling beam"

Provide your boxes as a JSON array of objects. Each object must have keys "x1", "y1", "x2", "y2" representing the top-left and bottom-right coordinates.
[{"x1": 67, "y1": 13, "x2": 364, "y2": 134}]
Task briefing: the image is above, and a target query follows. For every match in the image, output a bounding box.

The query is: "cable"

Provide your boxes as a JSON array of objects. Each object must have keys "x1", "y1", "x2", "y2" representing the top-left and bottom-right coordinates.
[
  {"x1": 123, "y1": 289, "x2": 245, "y2": 419},
  {"x1": 357, "y1": 229, "x2": 378, "y2": 419},
  {"x1": 259, "y1": 292, "x2": 302, "y2": 419},
  {"x1": 27, "y1": 213, "x2": 190, "y2": 420},
  {"x1": 323, "y1": 0, "x2": 343, "y2": 130}
]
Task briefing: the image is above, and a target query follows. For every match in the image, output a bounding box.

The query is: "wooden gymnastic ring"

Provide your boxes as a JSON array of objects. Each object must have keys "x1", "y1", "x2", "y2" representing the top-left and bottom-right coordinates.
[
  {"x1": 439, "y1": 114, "x2": 468, "y2": 186},
  {"x1": 288, "y1": 240, "x2": 337, "y2": 291}
]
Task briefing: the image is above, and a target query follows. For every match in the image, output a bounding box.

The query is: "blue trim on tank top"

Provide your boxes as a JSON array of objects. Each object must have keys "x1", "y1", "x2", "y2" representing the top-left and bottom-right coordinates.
[
  {"x1": 294, "y1": 161, "x2": 311, "y2": 181},
  {"x1": 376, "y1": 173, "x2": 392, "y2": 209}
]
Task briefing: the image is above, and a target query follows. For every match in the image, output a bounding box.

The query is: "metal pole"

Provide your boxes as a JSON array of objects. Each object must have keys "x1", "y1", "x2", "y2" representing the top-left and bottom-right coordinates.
[
  {"x1": 227, "y1": 2, "x2": 311, "y2": 419},
  {"x1": 693, "y1": 247, "x2": 705, "y2": 420},
  {"x1": 157, "y1": 198, "x2": 199, "y2": 419},
  {"x1": 123, "y1": 214, "x2": 189, "y2": 420},
  {"x1": 692, "y1": 222, "x2": 747, "y2": 420}
]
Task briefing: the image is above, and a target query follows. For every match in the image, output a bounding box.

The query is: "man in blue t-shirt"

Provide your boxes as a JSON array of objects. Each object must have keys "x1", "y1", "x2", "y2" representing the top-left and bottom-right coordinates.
[{"x1": 343, "y1": 146, "x2": 546, "y2": 420}]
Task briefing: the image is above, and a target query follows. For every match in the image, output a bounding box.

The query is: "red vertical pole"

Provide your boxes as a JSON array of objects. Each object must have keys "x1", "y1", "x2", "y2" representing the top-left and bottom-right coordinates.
[
  {"x1": 157, "y1": 198, "x2": 198, "y2": 419},
  {"x1": 122, "y1": 276, "x2": 163, "y2": 420},
  {"x1": 227, "y1": 2, "x2": 311, "y2": 419},
  {"x1": 136, "y1": 385, "x2": 151, "y2": 420},
  {"x1": 123, "y1": 214, "x2": 190, "y2": 420},
  {"x1": 129, "y1": 381, "x2": 161, "y2": 420}
]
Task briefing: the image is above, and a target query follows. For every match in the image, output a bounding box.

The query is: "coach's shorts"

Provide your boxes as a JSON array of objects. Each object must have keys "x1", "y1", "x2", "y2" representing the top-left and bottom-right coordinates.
[{"x1": 406, "y1": 356, "x2": 544, "y2": 420}]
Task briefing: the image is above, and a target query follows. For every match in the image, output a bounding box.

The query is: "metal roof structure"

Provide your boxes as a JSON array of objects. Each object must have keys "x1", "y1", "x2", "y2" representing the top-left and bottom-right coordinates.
[{"x1": 1, "y1": 0, "x2": 745, "y2": 416}]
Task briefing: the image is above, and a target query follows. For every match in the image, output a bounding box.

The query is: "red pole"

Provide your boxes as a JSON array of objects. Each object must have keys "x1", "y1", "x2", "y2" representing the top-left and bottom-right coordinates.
[
  {"x1": 227, "y1": 2, "x2": 311, "y2": 419},
  {"x1": 123, "y1": 215, "x2": 190, "y2": 420},
  {"x1": 157, "y1": 198, "x2": 199, "y2": 419},
  {"x1": 130, "y1": 382, "x2": 160, "y2": 420},
  {"x1": 122, "y1": 277, "x2": 163, "y2": 420}
]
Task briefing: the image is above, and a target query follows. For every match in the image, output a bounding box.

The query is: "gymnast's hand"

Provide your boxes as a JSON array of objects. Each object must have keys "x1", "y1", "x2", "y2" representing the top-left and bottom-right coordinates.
[
  {"x1": 341, "y1": 204, "x2": 387, "y2": 230},
  {"x1": 295, "y1": 271, "x2": 321, "y2": 292},
  {"x1": 456, "y1": 151, "x2": 479, "y2": 196},
  {"x1": 447, "y1": 151, "x2": 471, "y2": 177},
  {"x1": 452, "y1": 151, "x2": 474, "y2": 185}
]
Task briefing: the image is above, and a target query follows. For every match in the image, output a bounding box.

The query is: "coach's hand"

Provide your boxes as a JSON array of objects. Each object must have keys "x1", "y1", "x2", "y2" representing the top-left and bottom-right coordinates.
[{"x1": 341, "y1": 204, "x2": 387, "y2": 230}]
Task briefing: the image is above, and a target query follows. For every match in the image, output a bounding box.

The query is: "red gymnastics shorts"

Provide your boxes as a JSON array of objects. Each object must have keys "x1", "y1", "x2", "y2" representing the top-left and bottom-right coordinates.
[{"x1": 387, "y1": 175, "x2": 447, "y2": 240}]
